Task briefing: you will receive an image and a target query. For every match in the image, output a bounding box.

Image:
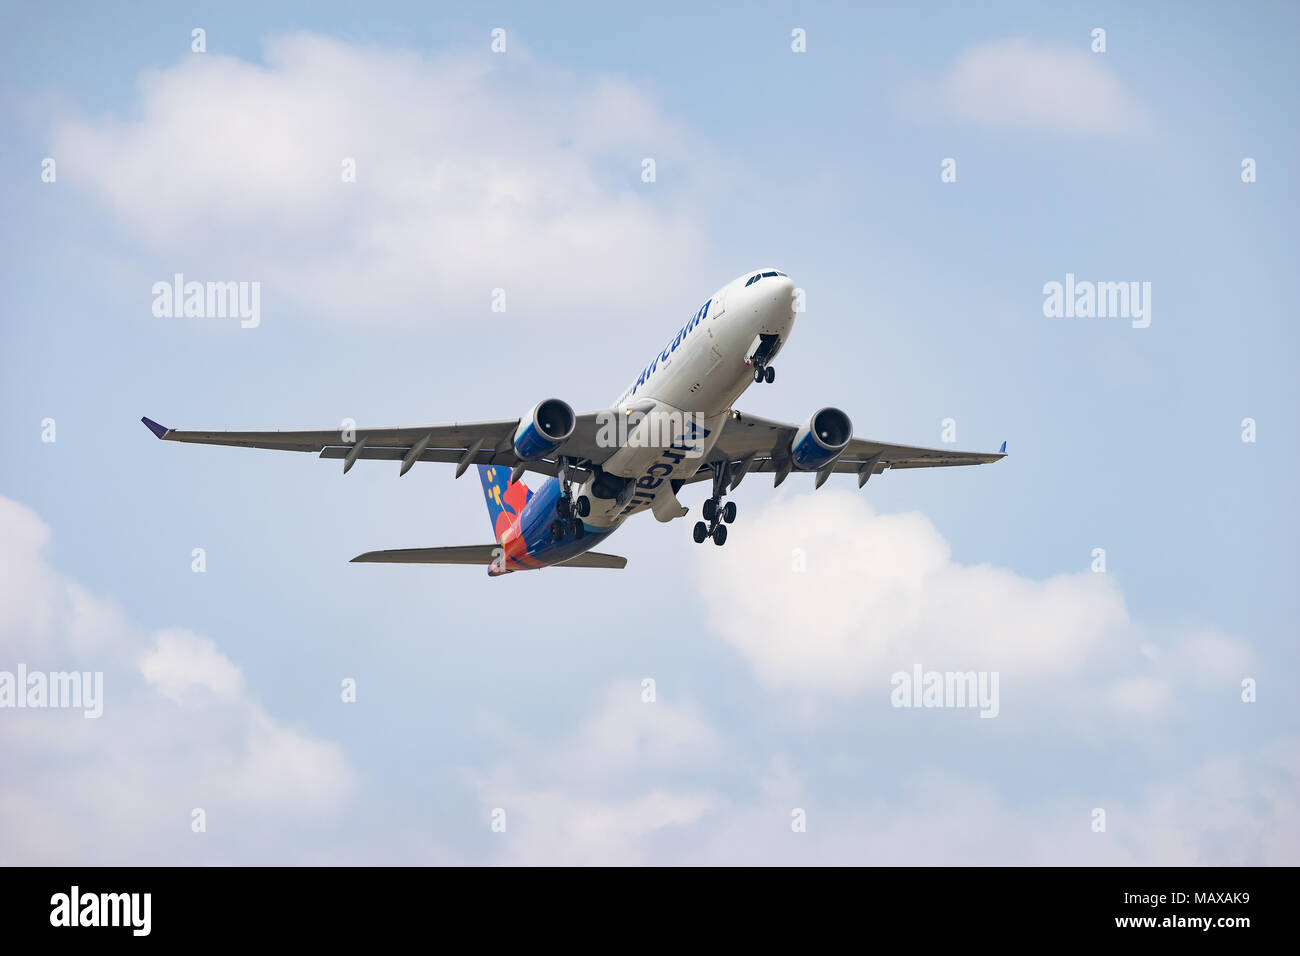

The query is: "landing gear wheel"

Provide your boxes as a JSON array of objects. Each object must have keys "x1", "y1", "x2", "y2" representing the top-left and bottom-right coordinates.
[
  {"x1": 712, "y1": 524, "x2": 728, "y2": 546},
  {"x1": 576, "y1": 495, "x2": 590, "y2": 518},
  {"x1": 556, "y1": 498, "x2": 571, "y2": 520},
  {"x1": 550, "y1": 519, "x2": 564, "y2": 542},
  {"x1": 764, "y1": 366, "x2": 775, "y2": 384},
  {"x1": 754, "y1": 366, "x2": 764, "y2": 383},
  {"x1": 572, "y1": 520, "x2": 586, "y2": 540},
  {"x1": 693, "y1": 521, "x2": 709, "y2": 544},
  {"x1": 702, "y1": 498, "x2": 717, "y2": 522},
  {"x1": 722, "y1": 501, "x2": 737, "y2": 523}
]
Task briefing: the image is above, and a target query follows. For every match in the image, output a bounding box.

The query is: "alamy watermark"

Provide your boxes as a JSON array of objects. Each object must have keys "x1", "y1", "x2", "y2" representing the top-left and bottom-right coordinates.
[
  {"x1": 152, "y1": 273, "x2": 260, "y2": 328},
  {"x1": 50, "y1": 886, "x2": 150, "y2": 936},
  {"x1": 1042, "y1": 273, "x2": 1150, "y2": 328},
  {"x1": 890, "y1": 664, "x2": 999, "y2": 718},
  {"x1": 595, "y1": 409, "x2": 707, "y2": 457},
  {"x1": 0, "y1": 665, "x2": 103, "y2": 718}
]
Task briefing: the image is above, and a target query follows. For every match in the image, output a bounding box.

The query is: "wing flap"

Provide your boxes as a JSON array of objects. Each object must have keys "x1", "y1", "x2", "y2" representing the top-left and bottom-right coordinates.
[
  {"x1": 142, "y1": 410, "x2": 618, "y2": 478},
  {"x1": 693, "y1": 410, "x2": 1005, "y2": 483},
  {"x1": 317, "y1": 446, "x2": 589, "y2": 480}
]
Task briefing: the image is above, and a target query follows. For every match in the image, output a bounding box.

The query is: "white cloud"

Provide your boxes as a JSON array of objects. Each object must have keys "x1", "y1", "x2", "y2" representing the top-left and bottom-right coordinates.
[
  {"x1": 1106, "y1": 675, "x2": 1174, "y2": 719},
  {"x1": 922, "y1": 38, "x2": 1145, "y2": 134},
  {"x1": 693, "y1": 491, "x2": 1249, "y2": 731},
  {"x1": 0, "y1": 496, "x2": 355, "y2": 864},
  {"x1": 53, "y1": 34, "x2": 720, "y2": 327},
  {"x1": 679, "y1": 740, "x2": 1300, "y2": 865},
  {"x1": 457, "y1": 677, "x2": 1298, "y2": 865},
  {"x1": 2, "y1": 489, "x2": 1289, "y2": 865},
  {"x1": 139, "y1": 629, "x2": 245, "y2": 702},
  {"x1": 462, "y1": 683, "x2": 727, "y2": 865}
]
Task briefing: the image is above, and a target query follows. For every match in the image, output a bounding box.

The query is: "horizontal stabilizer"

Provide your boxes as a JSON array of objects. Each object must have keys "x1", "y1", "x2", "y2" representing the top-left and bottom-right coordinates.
[
  {"x1": 559, "y1": 551, "x2": 628, "y2": 569},
  {"x1": 351, "y1": 545, "x2": 500, "y2": 565},
  {"x1": 350, "y1": 545, "x2": 627, "y2": 569}
]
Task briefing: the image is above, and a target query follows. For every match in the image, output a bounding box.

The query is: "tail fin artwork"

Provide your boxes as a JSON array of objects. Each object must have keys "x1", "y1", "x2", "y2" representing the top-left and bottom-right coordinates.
[{"x1": 477, "y1": 464, "x2": 533, "y2": 541}]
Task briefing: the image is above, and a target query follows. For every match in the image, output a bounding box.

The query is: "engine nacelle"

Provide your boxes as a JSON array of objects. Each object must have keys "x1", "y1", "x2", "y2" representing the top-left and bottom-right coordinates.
[
  {"x1": 513, "y1": 399, "x2": 576, "y2": 460},
  {"x1": 790, "y1": 407, "x2": 853, "y2": 470}
]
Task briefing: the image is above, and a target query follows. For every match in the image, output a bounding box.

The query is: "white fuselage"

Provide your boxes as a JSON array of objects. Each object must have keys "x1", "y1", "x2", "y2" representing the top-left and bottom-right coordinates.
[{"x1": 579, "y1": 268, "x2": 797, "y2": 528}]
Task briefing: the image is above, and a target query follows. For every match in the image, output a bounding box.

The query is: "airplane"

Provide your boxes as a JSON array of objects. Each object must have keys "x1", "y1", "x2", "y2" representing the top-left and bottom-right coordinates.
[{"x1": 141, "y1": 268, "x2": 1005, "y2": 575}]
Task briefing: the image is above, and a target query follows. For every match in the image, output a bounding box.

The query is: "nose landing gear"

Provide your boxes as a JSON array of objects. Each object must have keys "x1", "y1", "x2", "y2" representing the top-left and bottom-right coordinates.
[
  {"x1": 693, "y1": 461, "x2": 738, "y2": 546},
  {"x1": 748, "y1": 332, "x2": 781, "y2": 385}
]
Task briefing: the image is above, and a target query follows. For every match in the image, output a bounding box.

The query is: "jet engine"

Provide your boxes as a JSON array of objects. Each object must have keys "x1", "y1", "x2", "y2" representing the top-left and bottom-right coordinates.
[
  {"x1": 513, "y1": 399, "x2": 576, "y2": 460},
  {"x1": 789, "y1": 407, "x2": 853, "y2": 470}
]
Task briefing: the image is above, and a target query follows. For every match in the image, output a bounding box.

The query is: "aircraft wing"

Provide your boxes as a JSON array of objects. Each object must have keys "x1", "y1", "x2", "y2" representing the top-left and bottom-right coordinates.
[
  {"x1": 683, "y1": 410, "x2": 1006, "y2": 488},
  {"x1": 140, "y1": 412, "x2": 617, "y2": 479}
]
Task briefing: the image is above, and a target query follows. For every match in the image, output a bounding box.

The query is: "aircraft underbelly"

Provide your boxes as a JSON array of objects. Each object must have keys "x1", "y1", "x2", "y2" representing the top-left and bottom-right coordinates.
[{"x1": 570, "y1": 287, "x2": 778, "y2": 535}]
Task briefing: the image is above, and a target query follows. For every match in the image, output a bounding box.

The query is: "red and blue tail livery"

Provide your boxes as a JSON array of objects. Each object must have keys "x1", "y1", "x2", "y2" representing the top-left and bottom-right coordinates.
[{"x1": 478, "y1": 465, "x2": 532, "y2": 542}]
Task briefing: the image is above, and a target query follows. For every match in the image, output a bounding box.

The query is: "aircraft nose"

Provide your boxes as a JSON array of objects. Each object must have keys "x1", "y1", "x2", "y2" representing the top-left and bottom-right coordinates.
[
  {"x1": 764, "y1": 275, "x2": 796, "y2": 323},
  {"x1": 735, "y1": 271, "x2": 797, "y2": 331}
]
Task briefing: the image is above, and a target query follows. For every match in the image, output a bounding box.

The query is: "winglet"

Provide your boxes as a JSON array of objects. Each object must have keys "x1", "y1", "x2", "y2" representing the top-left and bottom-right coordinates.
[
  {"x1": 999, "y1": 441, "x2": 1007, "y2": 454},
  {"x1": 141, "y1": 416, "x2": 170, "y2": 439}
]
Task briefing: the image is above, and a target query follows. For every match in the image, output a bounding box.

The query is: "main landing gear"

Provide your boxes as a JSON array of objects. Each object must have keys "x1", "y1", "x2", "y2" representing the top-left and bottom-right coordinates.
[
  {"x1": 752, "y1": 363, "x2": 775, "y2": 384},
  {"x1": 692, "y1": 460, "x2": 737, "y2": 546},
  {"x1": 551, "y1": 457, "x2": 590, "y2": 542}
]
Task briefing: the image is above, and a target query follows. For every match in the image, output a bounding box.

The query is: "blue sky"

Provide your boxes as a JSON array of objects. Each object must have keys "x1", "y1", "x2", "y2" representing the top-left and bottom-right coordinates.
[{"x1": 1, "y1": 1, "x2": 1296, "y2": 863}]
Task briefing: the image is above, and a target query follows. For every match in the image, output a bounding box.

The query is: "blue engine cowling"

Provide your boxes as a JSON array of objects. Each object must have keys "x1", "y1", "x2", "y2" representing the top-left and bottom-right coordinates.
[
  {"x1": 790, "y1": 407, "x2": 853, "y2": 470},
  {"x1": 513, "y1": 399, "x2": 577, "y2": 460}
]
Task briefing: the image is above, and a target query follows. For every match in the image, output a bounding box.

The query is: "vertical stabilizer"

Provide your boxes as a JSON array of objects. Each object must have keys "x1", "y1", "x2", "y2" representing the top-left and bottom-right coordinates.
[{"x1": 476, "y1": 465, "x2": 532, "y2": 541}]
